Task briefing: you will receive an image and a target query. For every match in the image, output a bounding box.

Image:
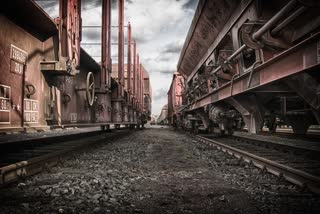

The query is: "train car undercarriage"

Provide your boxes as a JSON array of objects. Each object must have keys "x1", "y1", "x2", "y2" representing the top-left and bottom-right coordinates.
[{"x1": 172, "y1": 0, "x2": 320, "y2": 135}]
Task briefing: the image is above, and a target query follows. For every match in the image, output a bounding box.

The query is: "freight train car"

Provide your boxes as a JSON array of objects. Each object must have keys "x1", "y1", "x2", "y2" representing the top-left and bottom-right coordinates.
[
  {"x1": 111, "y1": 63, "x2": 151, "y2": 126},
  {"x1": 167, "y1": 72, "x2": 184, "y2": 127},
  {"x1": 0, "y1": 0, "x2": 149, "y2": 132},
  {"x1": 171, "y1": 0, "x2": 320, "y2": 135}
]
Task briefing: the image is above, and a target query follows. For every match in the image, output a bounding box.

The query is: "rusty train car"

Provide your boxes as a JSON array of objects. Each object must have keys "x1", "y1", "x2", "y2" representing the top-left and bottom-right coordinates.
[
  {"x1": 0, "y1": 0, "x2": 150, "y2": 132},
  {"x1": 167, "y1": 72, "x2": 184, "y2": 127},
  {"x1": 112, "y1": 63, "x2": 152, "y2": 124},
  {"x1": 169, "y1": 0, "x2": 320, "y2": 135}
]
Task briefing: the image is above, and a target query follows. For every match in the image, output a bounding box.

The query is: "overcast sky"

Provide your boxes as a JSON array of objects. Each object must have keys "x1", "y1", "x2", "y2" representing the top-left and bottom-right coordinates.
[{"x1": 36, "y1": 0, "x2": 198, "y2": 115}]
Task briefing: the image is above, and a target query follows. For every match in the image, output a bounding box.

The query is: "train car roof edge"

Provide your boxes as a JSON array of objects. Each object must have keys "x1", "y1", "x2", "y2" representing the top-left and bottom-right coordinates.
[
  {"x1": 177, "y1": 0, "x2": 206, "y2": 75},
  {"x1": 0, "y1": 0, "x2": 58, "y2": 41}
]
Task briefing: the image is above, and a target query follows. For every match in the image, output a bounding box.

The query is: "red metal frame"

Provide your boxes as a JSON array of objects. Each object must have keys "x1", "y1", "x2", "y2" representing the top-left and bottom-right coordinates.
[
  {"x1": 133, "y1": 40, "x2": 137, "y2": 104},
  {"x1": 101, "y1": 0, "x2": 111, "y2": 88},
  {"x1": 140, "y1": 64, "x2": 144, "y2": 112},
  {"x1": 118, "y1": 0, "x2": 124, "y2": 90},
  {"x1": 137, "y1": 53, "x2": 140, "y2": 108},
  {"x1": 58, "y1": 0, "x2": 81, "y2": 68},
  {"x1": 188, "y1": 33, "x2": 320, "y2": 111},
  {"x1": 127, "y1": 22, "x2": 132, "y2": 94}
]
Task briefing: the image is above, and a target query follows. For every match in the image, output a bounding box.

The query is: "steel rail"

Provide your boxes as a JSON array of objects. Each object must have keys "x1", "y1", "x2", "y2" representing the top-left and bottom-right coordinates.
[
  {"x1": 259, "y1": 130, "x2": 320, "y2": 143},
  {"x1": 0, "y1": 130, "x2": 130, "y2": 187},
  {"x1": 196, "y1": 135, "x2": 320, "y2": 195}
]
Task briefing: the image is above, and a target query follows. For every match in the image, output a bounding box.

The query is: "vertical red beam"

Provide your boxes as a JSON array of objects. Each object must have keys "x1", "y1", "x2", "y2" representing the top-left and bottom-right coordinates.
[
  {"x1": 140, "y1": 64, "x2": 144, "y2": 111},
  {"x1": 107, "y1": 0, "x2": 111, "y2": 88},
  {"x1": 137, "y1": 54, "x2": 140, "y2": 108},
  {"x1": 139, "y1": 63, "x2": 141, "y2": 110},
  {"x1": 59, "y1": 0, "x2": 81, "y2": 68},
  {"x1": 74, "y1": 0, "x2": 81, "y2": 68},
  {"x1": 101, "y1": 0, "x2": 108, "y2": 87},
  {"x1": 133, "y1": 40, "x2": 136, "y2": 101},
  {"x1": 140, "y1": 65, "x2": 144, "y2": 112},
  {"x1": 57, "y1": 0, "x2": 82, "y2": 75},
  {"x1": 59, "y1": 0, "x2": 67, "y2": 58},
  {"x1": 118, "y1": 0, "x2": 124, "y2": 88},
  {"x1": 127, "y1": 22, "x2": 131, "y2": 93}
]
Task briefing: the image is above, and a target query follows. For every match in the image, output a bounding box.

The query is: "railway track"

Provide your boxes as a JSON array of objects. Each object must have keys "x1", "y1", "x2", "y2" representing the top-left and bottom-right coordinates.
[
  {"x1": 196, "y1": 134, "x2": 320, "y2": 195},
  {"x1": 259, "y1": 131, "x2": 320, "y2": 142},
  {"x1": 0, "y1": 129, "x2": 132, "y2": 187}
]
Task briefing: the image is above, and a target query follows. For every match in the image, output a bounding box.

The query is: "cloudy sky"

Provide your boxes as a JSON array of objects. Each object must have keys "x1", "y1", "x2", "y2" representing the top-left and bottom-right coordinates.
[{"x1": 36, "y1": 0, "x2": 198, "y2": 115}]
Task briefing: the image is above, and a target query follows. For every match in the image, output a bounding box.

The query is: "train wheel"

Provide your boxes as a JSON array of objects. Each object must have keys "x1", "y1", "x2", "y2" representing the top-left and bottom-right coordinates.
[
  {"x1": 86, "y1": 72, "x2": 95, "y2": 106},
  {"x1": 268, "y1": 122, "x2": 277, "y2": 133},
  {"x1": 227, "y1": 128, "x2": 234, "y2": 136},
  {"x1": 193, "y1": 127, "x2": 199, "y2": 134},
  {"x1": 286, "y1": 115, "x2": 311, "y2": 135}
]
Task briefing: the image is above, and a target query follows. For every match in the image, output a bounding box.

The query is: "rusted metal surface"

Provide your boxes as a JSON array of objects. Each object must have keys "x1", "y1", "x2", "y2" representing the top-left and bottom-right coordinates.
[
  {"x1": 0, "y1": 0, "x2": 57, "y2": 41},
  {"x1": 136, "y1": 54, "x2": 140, "y2": 109},
  {"x1": 185, "y1": 0, "x2": 253, "y2": 83},
  {"x1": 127, "y1": 22, "x2": 132, "y2": 94},
  {"x1": 59, "y1": 0, "x2": 81, "y2": 73},
  {"x1": 140, "y1": 64, "x2": 144, "y2": 112},
  {"x1": 172, "y1": 0, "x2": 320, "y2": 134},
  {"x1": 101, "y1": 0, "x2": 111, "y2": 88},
  {"x1": 112, "y1": 101, "x2": 122, "y2": 123},
  {"x1": 167, "y1": 73, "x2": 184, "y2": 125},
  {"x1": 0, "y1": 13, "x2": 54, "y2": 129},
  {"x1": 40, "y1": 0, "x2": 81, "y2": 76},
  {"x1": 0, "y1": 0, "x2": 151, "y2": 131},
  {"x1": 177, "y1": 0, "x2": 238, "y2": 77},
  {"x1": 133, "y1": 40, "x2": 137, "y2": 104},
  {"x1": 189, "y1": 33, "x2": 320, "y2": 110},
  {"x1": 118, "y1": 0, "x2": 124, "y2": 87}
]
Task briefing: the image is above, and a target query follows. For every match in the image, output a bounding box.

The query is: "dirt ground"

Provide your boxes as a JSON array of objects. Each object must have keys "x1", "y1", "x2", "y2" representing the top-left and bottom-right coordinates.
[{"x1": 0, "y1": 126, "x2": 319, "y2": 213}]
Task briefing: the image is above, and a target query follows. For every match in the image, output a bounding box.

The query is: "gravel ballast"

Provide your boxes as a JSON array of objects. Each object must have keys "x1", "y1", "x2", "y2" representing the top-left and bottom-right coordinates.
[{"x1": 0, "y1": 127, "x2": 319, "y2": 213}]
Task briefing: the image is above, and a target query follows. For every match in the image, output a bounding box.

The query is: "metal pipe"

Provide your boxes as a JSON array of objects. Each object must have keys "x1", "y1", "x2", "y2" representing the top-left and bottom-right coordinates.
[
  {"x1": 252, "y1": 0, "x2": 297, "y2": 41},
  {"x1": 271, "y1": 6, "x2": 307, "y2": 36},
  {"x1": 118, "y1": 0, "x2": 124, "y2": 87},
  {"x1": 127, "y1": 22, "x2": 132, "y2": 93},
  {"x1": 133, "y1": 41, "x2": 136, "y2": 98},
  {"x1": 211, "y1": 65, "x2": 222, "y2": 75},
  {"x1": 211, "y1": 44, "x2": 247, "y2": 75},
  {"x1": 226, "y1": 44, "x2": 247, "y2": 62}
]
